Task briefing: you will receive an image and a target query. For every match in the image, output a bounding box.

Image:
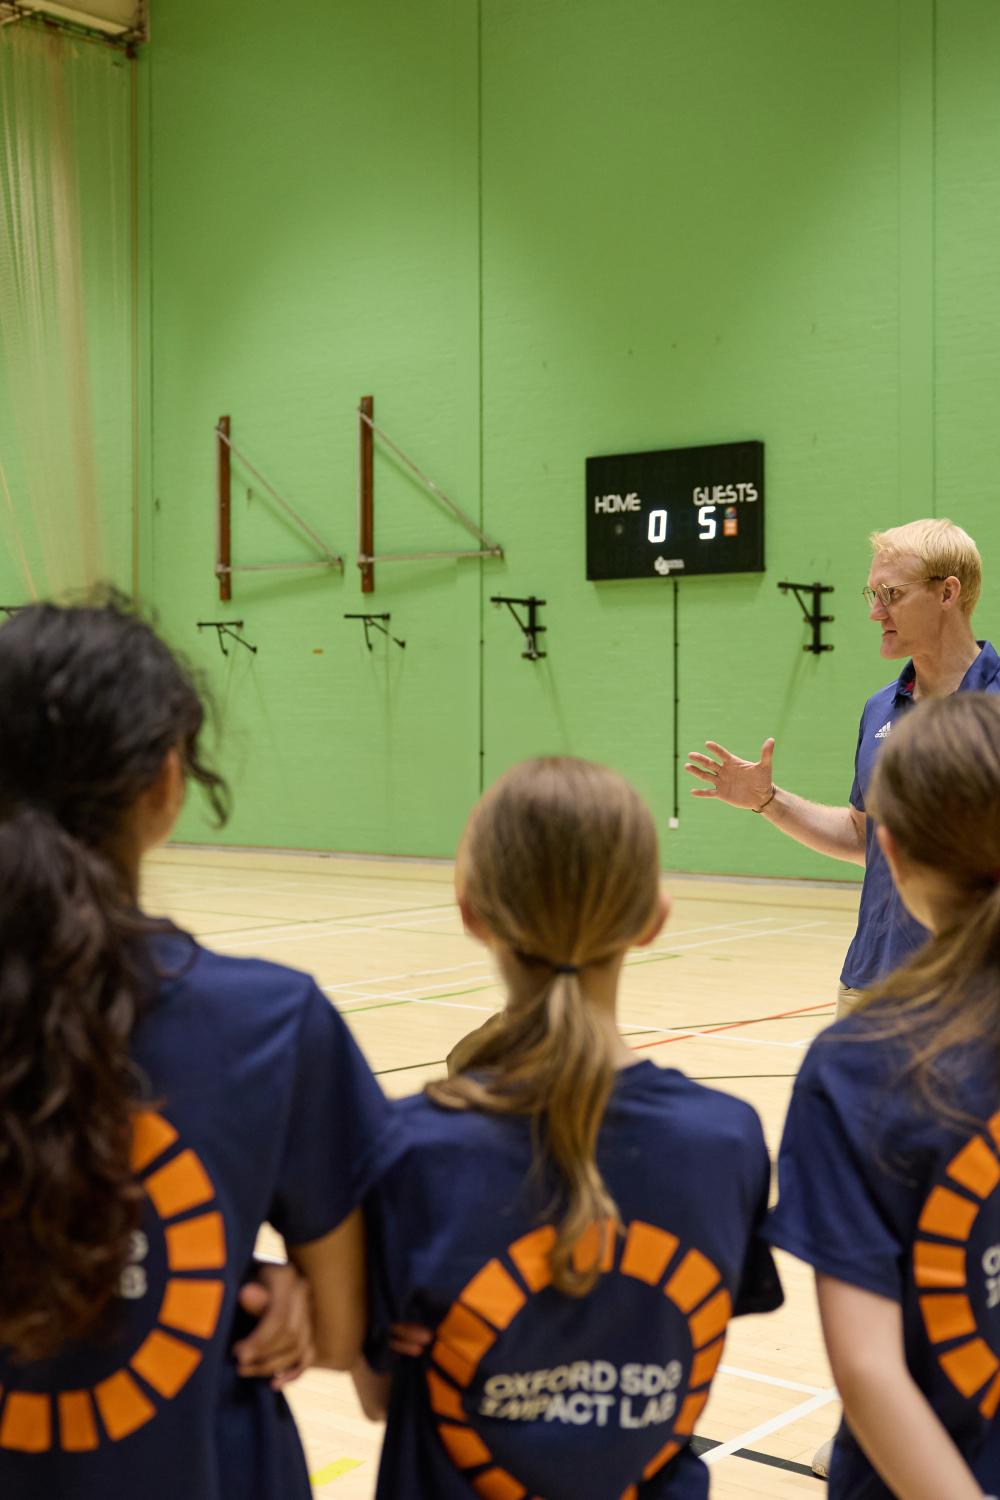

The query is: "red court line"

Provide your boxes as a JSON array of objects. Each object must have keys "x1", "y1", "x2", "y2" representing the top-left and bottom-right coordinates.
[{"x1": 630, "y1": 1001, "x2": 835, "y2": 1052}]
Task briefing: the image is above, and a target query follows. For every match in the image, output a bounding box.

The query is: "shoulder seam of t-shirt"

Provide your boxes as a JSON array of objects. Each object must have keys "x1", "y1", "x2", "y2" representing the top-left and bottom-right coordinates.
[{"x1": 762, "y1": 1225, "x2": 901, "y2": 1302}]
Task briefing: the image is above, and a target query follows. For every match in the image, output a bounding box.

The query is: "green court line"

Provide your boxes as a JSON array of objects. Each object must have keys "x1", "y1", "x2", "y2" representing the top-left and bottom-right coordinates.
[
  {"x1": 336, "y1": 956, "x2": 690, "y2": 1019},
  {"x1": 339, "y1": 981, "x2": 499, "y2": 1016},
  {"x1": 311, "y1": 1456, "x2": 363, "y2": 1488}
]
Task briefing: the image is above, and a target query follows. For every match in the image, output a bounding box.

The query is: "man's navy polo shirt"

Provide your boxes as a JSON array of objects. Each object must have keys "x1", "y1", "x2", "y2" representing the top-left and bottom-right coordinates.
[{"x1": 840, "y1": 640, "x2": 1000, "y2": 989}]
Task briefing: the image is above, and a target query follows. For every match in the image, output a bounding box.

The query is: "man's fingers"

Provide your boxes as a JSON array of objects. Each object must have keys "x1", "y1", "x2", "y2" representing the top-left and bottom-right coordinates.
[
  {"x1": 684, "y1": 761, "x2": 719, "y2": 783},
  {"x1": 703, "y1": 740, "x2": 734, "y2": 761},
  {"x1": 760, "y1": 737, "x2": 776, "y2": 767},
  {"x1": 689, "y1": 787, "x2": 717, "y2": 798}
]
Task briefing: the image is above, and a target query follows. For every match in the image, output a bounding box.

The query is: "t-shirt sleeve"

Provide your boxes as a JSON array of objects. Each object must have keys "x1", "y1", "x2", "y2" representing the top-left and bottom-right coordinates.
[
  {"x1": 269, "y1": 983, "x2": 400, "y2": 1247},
  {"x1": 733, "y1": 1114, "x2": 784, "y2": 1316},
  {"x1": 764, "y1": 1067, "x2": 906, "y2": 1301}
]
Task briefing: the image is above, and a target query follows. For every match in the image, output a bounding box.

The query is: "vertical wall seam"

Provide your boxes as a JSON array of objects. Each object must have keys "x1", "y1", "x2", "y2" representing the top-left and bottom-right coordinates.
[
  {"x1": 897, "y1": 0, "x2": 936, "y2": 521},
  {"x1": 130, "y1": 53, "x2": 140, "y2": 599},
  {"x1": 931, "y1": 0, "x2": 937, "y2": 516},
  {"x1": 476, "y1": 0, "x2": 485, "y2": 792}
]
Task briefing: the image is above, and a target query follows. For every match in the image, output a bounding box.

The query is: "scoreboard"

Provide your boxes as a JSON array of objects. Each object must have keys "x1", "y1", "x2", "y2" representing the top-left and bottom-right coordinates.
[{"x1": 586, "y1": 440, "x2": 764, "y2": 580}]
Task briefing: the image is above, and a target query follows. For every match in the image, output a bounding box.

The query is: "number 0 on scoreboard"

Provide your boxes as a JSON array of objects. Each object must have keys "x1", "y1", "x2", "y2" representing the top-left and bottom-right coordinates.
[{"x1": 585, "y1": 440, "x2": 764, "y2": 580}]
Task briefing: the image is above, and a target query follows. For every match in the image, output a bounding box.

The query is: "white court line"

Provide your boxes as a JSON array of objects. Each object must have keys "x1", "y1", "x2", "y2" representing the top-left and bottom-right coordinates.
[
  {"x1": 207, "y1": 904, "x2": 457, "y2": 947},
  {"x1": 344, "y1": 996, "x2": 500, "y2": 1016},
  {"x1": 322, "y1": 959, "x2": 492, "y2": 994},
  {"x1": 718, "y1": 1364, "x2": 827, "y2": 1396},
  {"x1": 334, "y1": 991, "x2": 808, "y2": 1046},
  {"x1": 170, "y1": 904, "x2": 784, "y2": 951},
  {"x1": 702, "y1": 1387, "x2": 838, "y2": 1466},
  {"x1": 627, "y1": 920, "x2": 831, "y2": 963}
]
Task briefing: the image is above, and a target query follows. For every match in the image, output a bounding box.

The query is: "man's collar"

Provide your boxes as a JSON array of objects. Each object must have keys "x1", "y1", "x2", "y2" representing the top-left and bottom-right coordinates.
[
  {"x1": 895, "y1": 641, "x2": 1000, "y2": 701},
  {"x1": 894, "y1": 660, "x2": 917, "y2": 701}
]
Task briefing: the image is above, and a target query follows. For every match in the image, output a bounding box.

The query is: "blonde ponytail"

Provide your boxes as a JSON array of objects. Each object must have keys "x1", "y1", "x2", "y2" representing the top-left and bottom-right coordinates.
[{"x1": 428, "y1": 758, "x2": 660, "y2": 1296}]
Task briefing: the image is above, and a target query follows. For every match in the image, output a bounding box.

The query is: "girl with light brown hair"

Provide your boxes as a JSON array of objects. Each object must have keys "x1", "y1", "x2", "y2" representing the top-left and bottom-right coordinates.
[
  {"x1": 768, "y1": 693, "x2": 1000, "y2": 1500},
  {"x1": 356, "y1": 756, "x2": 782, "y2": 1499}
]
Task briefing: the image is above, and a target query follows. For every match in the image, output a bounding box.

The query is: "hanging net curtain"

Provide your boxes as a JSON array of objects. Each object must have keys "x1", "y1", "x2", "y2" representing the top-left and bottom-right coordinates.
[{"x1": 0, "y1": 20, "x2": 133, "y2": 602}]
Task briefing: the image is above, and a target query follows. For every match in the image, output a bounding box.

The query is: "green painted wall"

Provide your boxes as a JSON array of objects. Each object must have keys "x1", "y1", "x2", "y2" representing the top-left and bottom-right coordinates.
[{"x1": 142, "y1": 0, "x2": 1000, "y2": 875}]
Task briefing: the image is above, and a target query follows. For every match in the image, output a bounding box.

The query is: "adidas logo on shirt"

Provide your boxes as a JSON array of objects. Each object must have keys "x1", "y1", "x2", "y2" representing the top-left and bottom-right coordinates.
[{"x1": 874, "y1": 722, "x2": 892, "y2": 740}]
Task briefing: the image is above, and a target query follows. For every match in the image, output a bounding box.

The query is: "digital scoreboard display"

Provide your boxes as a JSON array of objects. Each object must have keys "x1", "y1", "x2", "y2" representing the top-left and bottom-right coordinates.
[{"x1": 586, "y1": 440, "x2": 764, "y2": 580}]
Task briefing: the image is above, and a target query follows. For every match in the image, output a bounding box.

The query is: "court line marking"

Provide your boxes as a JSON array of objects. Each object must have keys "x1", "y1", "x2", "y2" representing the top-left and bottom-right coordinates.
[
  {"x1": 339, "y1": 993, "x2": 822, "y2": 1055},
  {"x1": 322, "y1": 960, "x2": 493, "y2": 994},
  {"x1": 158, "y1": 908, "x2": 813, "y2": 952},
  {"x1": 701, "y1": 1387, "x2": 838, "y2": 1466},
  {"x1": 321, "y1": 919, "x2": 835, "y2": 1001},
  {"x1": 718, "y1": 1364, "x2": 828, "y2": 1396},
  {"x1": 310, "y1": 1457, "x2": 363, "y2": 1486},
  {"x1": 198, "y1": 903, "x2": 459, "y2": 946},
  {"x1": 621, "y1": 1021, "x2": 809, "y2": 1051},
  {"x1": 630, "y1": 1001, "x2": 834, "y2": 1052},
  {"x1": 627, "y1": 920, "x2": 832, "y2": 963}
]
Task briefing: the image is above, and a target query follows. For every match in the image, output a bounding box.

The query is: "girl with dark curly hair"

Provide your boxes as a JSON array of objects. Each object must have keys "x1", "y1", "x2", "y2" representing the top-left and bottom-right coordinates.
[{"x1": 0, "y1": 597, "x2": 394, "y2": 1499}]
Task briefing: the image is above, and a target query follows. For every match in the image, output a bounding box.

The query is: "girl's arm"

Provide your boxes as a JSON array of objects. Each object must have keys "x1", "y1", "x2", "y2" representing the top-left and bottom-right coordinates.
[
  {"x1": 816, "y1": 1275, "x2": 988, "y2": 1500},
  {"x1": 351, "y1": 1356, "x2": 392, "y2": 1421},
  {"x1": 286, "y1": 1207, "x2": 367, "y2": 1370}
]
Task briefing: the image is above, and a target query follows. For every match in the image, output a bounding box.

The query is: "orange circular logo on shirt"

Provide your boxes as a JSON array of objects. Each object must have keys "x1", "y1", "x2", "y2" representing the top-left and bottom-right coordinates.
[
  {"x1": 914, "y1": 1109, "x2": 1000, "y2": 1419},
  {"x1": 0, "y1": 1110, "x2": 227, "y2": 1454},
  {"x1": 426, "y1": 1218, "x2": 732, "y2": 1500}
]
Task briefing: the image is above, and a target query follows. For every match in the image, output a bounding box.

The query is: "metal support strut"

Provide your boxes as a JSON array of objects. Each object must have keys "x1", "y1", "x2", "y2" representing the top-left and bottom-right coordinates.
[
  {"x1": 357, "y1": 395, "x2": 504, "y2": 594},
  {"x1": 343, "y1": 613, "x2": 406, "y2": 651},
  {"x1": 490, "y1": 596, "x2": 547, "y2": 661},
  {"x1": 777, "y1": 581, "x2": 834, "y2": 654},
  {"x1": 197, "y1": 620, "x2": 258, "y2": 657},
  {"x1": 215, "y1": 416, "x2": 344, "y2": 602}
]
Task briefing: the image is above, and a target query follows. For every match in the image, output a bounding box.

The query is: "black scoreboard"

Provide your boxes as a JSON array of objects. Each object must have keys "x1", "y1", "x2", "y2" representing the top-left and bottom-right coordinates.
[{"x1": 586, "y1": 440, "x2": 765, "y2": 580}]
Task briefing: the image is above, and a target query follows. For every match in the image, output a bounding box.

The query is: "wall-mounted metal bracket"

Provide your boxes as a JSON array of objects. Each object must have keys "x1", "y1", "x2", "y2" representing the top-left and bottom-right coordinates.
[
  {"x1": 358, "y1": 395, "x2": 504, "y2": 594},
  {"x1": 343, "y1": 613, "x2": 406, "y2": 651},
  {"x1": 215, "y1": 416, "x2": 344, "y2": 602},
  {"x1": 490, "y1": 595, "x2": 547, "y2": 661},
  {"x1": 197, "y1": 620, "x2": 258, "y2": 657},
  {"x1": 777, "y1": 581, "x2": 834, "y2": 654}
]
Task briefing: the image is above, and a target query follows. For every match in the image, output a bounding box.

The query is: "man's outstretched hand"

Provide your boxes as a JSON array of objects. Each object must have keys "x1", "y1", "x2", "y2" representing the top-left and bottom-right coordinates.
[{"x1": 685, "y1": 738, "x2": 776, "y2": 812}]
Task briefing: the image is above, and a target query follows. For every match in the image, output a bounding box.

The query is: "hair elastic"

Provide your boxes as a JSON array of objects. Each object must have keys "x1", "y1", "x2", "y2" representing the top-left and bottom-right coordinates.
[{"x1": 513, "y1": 948, "x2": 580, "y2": 974}]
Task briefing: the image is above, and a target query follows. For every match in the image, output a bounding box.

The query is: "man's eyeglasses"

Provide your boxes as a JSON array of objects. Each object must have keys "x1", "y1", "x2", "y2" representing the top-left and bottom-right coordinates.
[{"x1": 862, "y1": 576, "x2": 944, "y2": 609}]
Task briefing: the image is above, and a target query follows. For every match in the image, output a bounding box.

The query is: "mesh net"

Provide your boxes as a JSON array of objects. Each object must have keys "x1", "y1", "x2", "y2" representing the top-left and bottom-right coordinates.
[{"x1": 0, "y1": 21, "x2": 133, "y2": 602}]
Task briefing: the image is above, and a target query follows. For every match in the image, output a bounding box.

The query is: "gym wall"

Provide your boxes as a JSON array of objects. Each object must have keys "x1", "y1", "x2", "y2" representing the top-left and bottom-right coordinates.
[{"x1": 134, "y1": 0, "x2": 1000, "y2": 871}]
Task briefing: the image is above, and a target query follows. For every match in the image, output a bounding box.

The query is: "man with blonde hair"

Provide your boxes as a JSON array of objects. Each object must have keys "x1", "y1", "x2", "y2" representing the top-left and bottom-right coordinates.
[
  {"x1": 687, "y1": 517, "x2": 996, "y2": 1000},
  {"x1": 685, "y1": 517, "x2": 999, "y2": 1477}
]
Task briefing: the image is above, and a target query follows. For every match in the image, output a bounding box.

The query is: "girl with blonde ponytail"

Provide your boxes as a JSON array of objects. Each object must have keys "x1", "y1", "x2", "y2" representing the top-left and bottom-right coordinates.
[
  {"x1": 358, "y1": 757, "x2": 782, "y2": 1500},
  {"x1": 768, "y1": 693, "x2": 1000, "y2": 1500}
]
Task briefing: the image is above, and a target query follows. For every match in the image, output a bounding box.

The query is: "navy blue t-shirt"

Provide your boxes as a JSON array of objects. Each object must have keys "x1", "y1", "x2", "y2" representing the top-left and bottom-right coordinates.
[
  {"x1": 0, "y1": 936, "x2": 395, "y2": 1500},
  {"x1": 767, "y1": 1013, "x2": 1000, "y2": 1498},
  {"x1": 841, "y1": 642, "x2": 1000, "y2": 989},
  {"x1": 367, "y1": 1061, "x2": 783, "y2": 1499}
]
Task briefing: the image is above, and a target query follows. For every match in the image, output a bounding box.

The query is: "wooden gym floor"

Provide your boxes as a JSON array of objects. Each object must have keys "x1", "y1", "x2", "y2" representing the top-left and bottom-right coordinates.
[{"x1": 143, "y1": 845, "x2": 862, "y2": 1499}]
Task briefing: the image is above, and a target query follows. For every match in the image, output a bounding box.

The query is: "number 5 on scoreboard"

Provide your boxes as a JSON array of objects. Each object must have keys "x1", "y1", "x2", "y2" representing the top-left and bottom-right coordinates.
[{"x1": 698, "y1": 504, "x2": 717, "y2": 541}]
